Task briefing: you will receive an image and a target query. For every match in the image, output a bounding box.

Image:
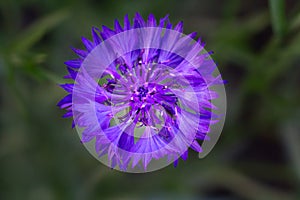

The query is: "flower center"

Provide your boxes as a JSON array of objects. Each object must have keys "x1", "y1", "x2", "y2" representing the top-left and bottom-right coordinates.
[
  {"x1": 104, "y1": 57, "x2": 182, "y2": 139},
  {"x1": 137, "y1": 86, "x2": 149, "y2": 101}
]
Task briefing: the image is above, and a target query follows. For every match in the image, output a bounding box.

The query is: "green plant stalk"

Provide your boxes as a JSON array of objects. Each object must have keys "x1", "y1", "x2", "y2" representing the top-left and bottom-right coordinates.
[{"x1": 269, "y1": 0, "x2": 287, "y2": 39}]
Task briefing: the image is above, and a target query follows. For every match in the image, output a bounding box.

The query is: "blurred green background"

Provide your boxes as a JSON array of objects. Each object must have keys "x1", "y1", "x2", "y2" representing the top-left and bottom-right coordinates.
[{"x1": 1, "y1": 0, "x2": 300, "y2": 199}]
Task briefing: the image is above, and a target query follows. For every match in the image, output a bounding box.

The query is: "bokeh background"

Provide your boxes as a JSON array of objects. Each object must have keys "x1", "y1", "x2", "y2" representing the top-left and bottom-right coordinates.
[{"x1": 1, "y1": 0, "x2": 300, "y2": 199}]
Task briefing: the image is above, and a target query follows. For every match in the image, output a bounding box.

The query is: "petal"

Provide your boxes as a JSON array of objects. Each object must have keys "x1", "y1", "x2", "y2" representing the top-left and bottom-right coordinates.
[
  {"x1": 60, "y1": 83, "x2": 73, "y2": 93},
  {"x1": 198, "y1": 37, "x2": 206, "y2": 47},
  {"x1": 143, "y1": 153, "x2": 152, "y2": 171},
  {"x1": 174, "y1": 21, "x2": 183, "y2": 32},
  {"x1": 131, "y1": 154, "x2": 142, "y2": 168},
  {"x1": 66, "y1": 67, "x2": 77, "y2": 80},
  {"x1": 81, "y1": 36, "x2": 94, "y2": 51},
  {"x1": 159, "y1": 14, "x2": 170, "y2": 28},
  {"x1": 63, "y1": 110, "x2": 73, "y2": 118},
  {"x1": 173, "y1": 159, "x2": 179, "y2": 167},
  {"x1": 118, "y1": 132, "x2": 134, "y2": 151},
  {"x1": 91, "y1": 26, "x2": 102, "y2": 45},
  {"x1": 188, "y1": 32, "x2": 197, "y2": 39},
  {"x1": 196, "y1": 132, "x2": 210, "y2": 140},
  {"x1": 133, "y1": 12, "x2": 145, "y2": 28},
  {"x1": 180, "y1": 150, "x2": 188, "y2": 160},
  {"x1": 64, "y1": 59, "x2": 82, "y2": 68},
  {"x1": 71, "y1": 48, "x2": 88, "y2": 58},
  {"x1": 147, "y1": 14, "x2": 156, "y2": 27},
  {"x1": 100, "y1": 25, "x2": 116, "y2": 40},
  {"x1": 114, "y1": 19, "x2": 123, "y2": 33},
  {"x1": 190, "y1": 140, "x2": 202, "y2": 152},
  {"x1": 124, "y1": 14, "x2": 131, "y2": 30},
  {"x1": 166, "y1": 21, "x2": 172, "y2": 29},
  {"x1": 57, "y1": 94, "x2": 72, "y2": 109}
]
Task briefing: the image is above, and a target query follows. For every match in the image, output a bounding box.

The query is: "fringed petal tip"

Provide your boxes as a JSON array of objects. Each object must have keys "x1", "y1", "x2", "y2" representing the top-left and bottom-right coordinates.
[
  {"x1": 57, "y1": 94, "x2": 72, "y2": 108},
  {"x1": 91, "y1": 26, "x2": 102, "y2": 45},
  {"x1": 64, "y1": 59, "x2": 82, "y2": 69}
]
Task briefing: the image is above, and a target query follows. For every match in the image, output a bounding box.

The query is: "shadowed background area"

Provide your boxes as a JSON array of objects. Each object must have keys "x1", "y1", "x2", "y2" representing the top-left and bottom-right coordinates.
[{"x1": 1, "y1": 0, "x2": 300, "y2": 199}]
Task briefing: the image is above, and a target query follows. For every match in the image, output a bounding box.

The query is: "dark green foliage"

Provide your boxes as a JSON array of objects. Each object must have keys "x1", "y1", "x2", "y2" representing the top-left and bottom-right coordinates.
[{"x1": 0, "y1": 0, "x2": 300, "y2": 199}]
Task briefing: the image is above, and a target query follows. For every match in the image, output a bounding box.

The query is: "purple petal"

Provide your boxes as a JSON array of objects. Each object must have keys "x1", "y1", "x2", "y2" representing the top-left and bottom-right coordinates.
[
  {"x1": 174, "y1": 21, "x2": 183, "y2": 32},
  {"x1": 173, "y1": 159, "x2": 179, "y2": 167},
  {"x1": 196, "y1": 132, "x2": 210, "y2": 140},
  {"x1": 71, "y1": 48, "x2": 88, "y2": 58},
  {"x1": 133, "y1": 12, "x2": 145, "y2": 28},
  {"x1": 57, "y1": 94, "x2": 72, "y2": 109},
  {"x1": 66, "y1": 67, "x2": 77, "y2": 80},
  {"x1": 143, "y1": 154, "x2": 151, "y2": 171},
  {"x1": 60, "y1": 83, "x2": 73, "y2": 93},
  {"x1": 64, "y1": 59, "x2": 81, "y2": 68},
  {"x1": 188, "y1": 32, "x2": 197, "y2": 39},
  {"x1": 63, "y1": 110, "x2": 73, "y2": 118},
  {"x1": 81, "y1": 36, "x2": 94, "y2": 52},
  {"x1": 190, "y1": 140, "x2": 202, "y2": 152},
  {"x1": 198, "y1": 37, "x2": 206, "y2": 47},
  {"x1": 114, "y1": 19, "x2": 123, "y2": 33},
  {"x1": 124, "y1": 14, "x2": 131, "y2": 30},
  {"x1": 118, "y1": 132, "x2": 134, "y2": 151},
  {"x1": 91, "y1": 27, "x2": 101, "y2": 45},
  {"x1": 166, "y1": 21, "x2": 172, "y2": 29},
  {"x1": 159, "y1": 14, "x2": 170, "y2": 28},
  {"x1": 100, "y1": 25, "x2": 115, "y2": 40},
  {"x1": 147, "y1": 14, "x2": 156, "y2": 27},
  {"x1": 180, "y1": 150, "x2": 188, "y2": 160}
]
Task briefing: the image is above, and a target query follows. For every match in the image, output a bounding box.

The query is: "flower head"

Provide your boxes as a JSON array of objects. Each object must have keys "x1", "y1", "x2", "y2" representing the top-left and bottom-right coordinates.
[{"x1": 58, "y1": 13, "x2": 226, "y2": 172}]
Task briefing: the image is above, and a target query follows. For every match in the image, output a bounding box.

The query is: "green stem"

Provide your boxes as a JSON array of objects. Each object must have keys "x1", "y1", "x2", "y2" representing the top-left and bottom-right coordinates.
[{"x1": 269, "y1": 0, "x2": 287, "y2": 39}]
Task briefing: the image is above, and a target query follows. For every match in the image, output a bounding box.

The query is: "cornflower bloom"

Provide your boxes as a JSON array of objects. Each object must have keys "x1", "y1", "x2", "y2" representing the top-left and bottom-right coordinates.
[{"x1": 58, "y1": 13, "x2": 226, "y2": 172}]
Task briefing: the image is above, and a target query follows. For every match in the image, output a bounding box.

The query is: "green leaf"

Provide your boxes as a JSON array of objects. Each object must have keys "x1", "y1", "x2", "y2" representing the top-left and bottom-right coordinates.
[
  {"x1": 269, "y1": 0, "x2": 287, "y2": 38},
  {"x1": 12, "y1": 9, "x2": 69, "y2": 53}
]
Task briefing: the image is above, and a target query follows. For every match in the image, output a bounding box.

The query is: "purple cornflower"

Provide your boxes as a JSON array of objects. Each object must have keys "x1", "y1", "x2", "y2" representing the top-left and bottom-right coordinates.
[{"x1": 58, "y1": 13, "x2": 225, "y2": 172}]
